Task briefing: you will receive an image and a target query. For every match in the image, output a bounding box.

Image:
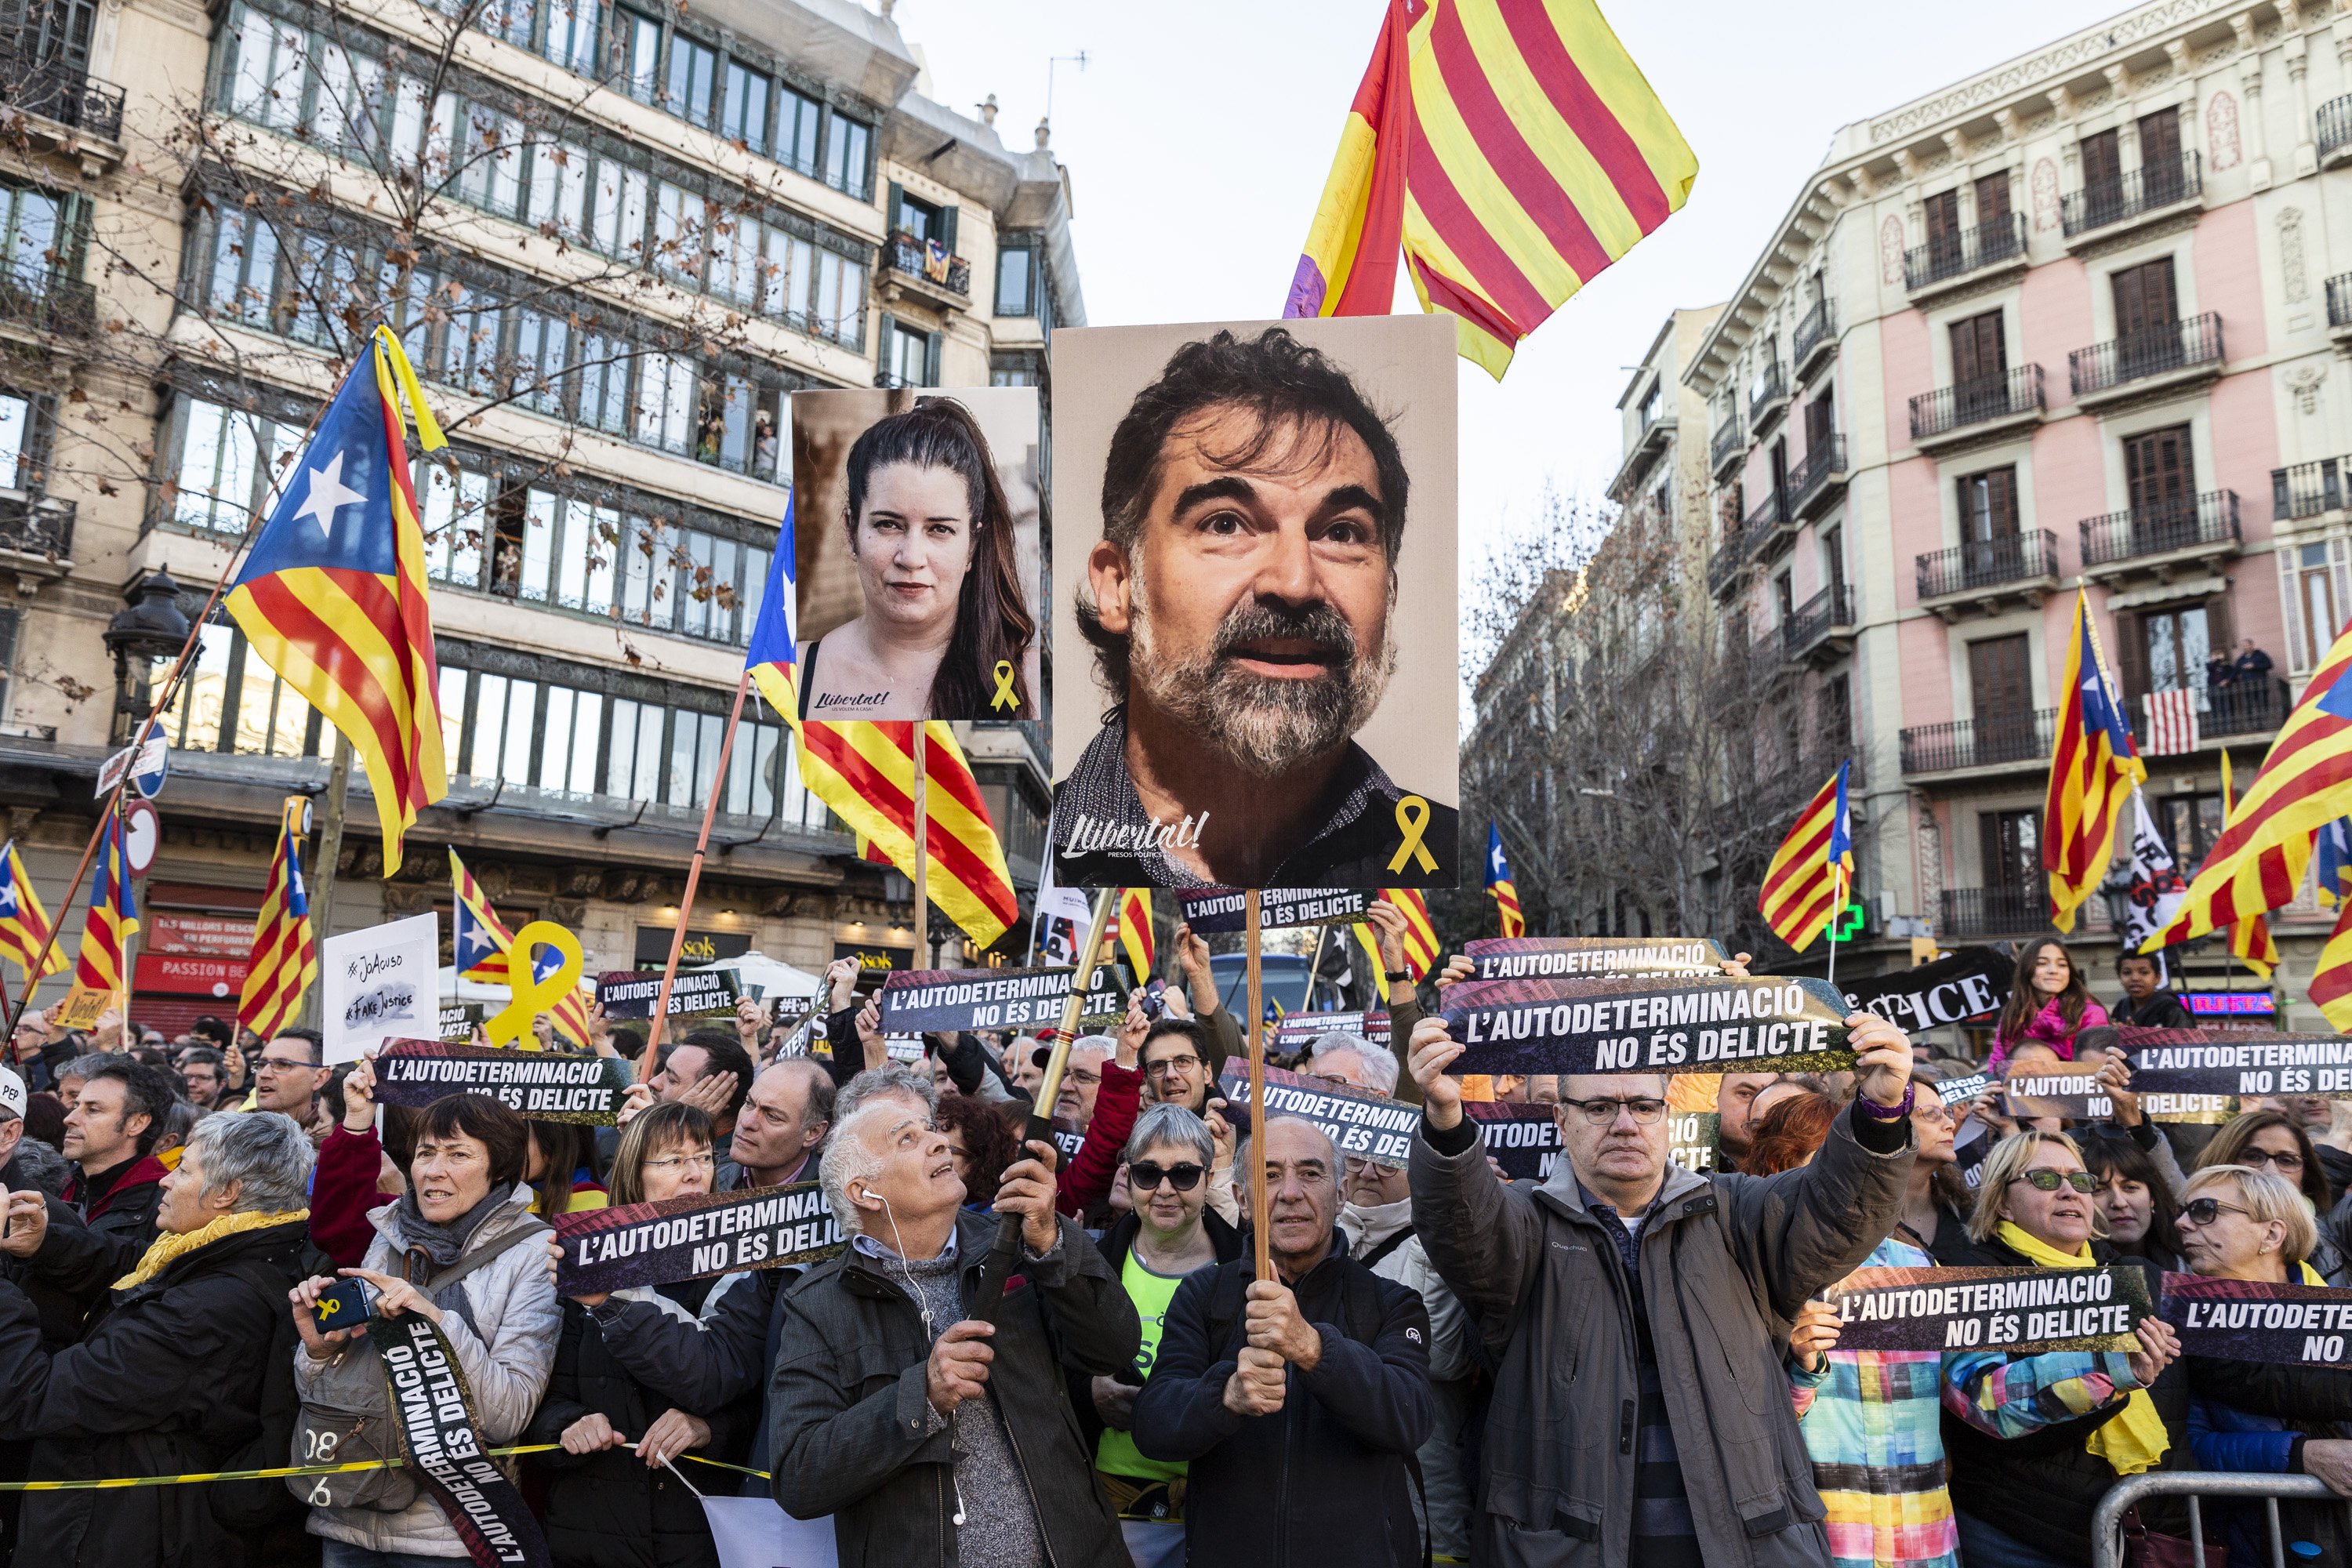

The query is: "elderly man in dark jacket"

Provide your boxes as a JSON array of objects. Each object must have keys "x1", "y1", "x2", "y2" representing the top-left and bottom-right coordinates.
[
  {"x1": 1405, "y1": 1010, "x2": 1919, "y2": 1568},
  {"x1": 769, "y1": 1094, "x2": 1140, "y2": 1567},
  {"x1": 0, "y1": 1109, "x2": 318, "y2": 1567},
  {"x1": 1131, "y1": 1115, "x2": 1434, "y2": 1566}
]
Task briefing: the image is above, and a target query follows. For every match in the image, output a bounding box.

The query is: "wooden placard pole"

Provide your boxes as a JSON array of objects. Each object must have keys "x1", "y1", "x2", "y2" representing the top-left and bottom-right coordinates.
[
  {"x1": 910, "y1": 723, "x2": 929, "y2": 964},
  {"x1": 641, "y1": 668, "x2": 753, "y2": 1084},
  {"x1": 1246, "y1": 892, "x2": 1269, "y2": 1281},
  {"x1": 971, "y1": 884, "x2": 1116, "y2": 1322}
]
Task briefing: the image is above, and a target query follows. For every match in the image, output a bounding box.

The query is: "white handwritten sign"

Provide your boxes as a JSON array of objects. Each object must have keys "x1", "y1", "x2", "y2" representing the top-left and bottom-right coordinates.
[{"x1": 321, "y1": 913, "x2": 440, "y2": 1065}]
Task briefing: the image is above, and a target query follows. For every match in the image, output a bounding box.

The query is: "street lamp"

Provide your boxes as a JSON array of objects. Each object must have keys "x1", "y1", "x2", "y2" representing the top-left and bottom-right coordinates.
[{"x1": 101, "y1": 570, "x2": 191, "y2": 744}]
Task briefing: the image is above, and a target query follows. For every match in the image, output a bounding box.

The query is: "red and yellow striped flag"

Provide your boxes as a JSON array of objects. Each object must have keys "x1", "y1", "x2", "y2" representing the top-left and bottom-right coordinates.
[
  {"x1": 1288, "y1": 0, "x2": 1698, "y2": 377},
  {"x1": 69, "y1": 804, "x2": 137, "y2": 1011},
  {"x1": 797, "y1": 723, "x2": 1018, "y2": 949},
  {"x1": 0, "y1": 839, "x2": 64, "y2": 982},
  {"x1": 1116, "y1": 888, "x2": 1156, "y2": 980},
  {"x1": 1354, "y1": 887, "x2": 1442, "y2": 1004},
  {"x1": 2218, "y1": 752, "x2": 2281, "y2": 978},
  {"x1": 238, "y1": 797, "x2": 318, "y2": 1042},
  {"x1": 1759, "y1": 764, "x2": 1852, "y2": 954},
  {"x1": 2314, "y1": 898, "x2": 2352, "y2": 1030}
]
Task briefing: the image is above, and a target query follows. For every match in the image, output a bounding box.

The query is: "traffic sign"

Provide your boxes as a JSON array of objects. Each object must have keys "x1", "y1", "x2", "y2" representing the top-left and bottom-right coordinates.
[
  {"x1": 96, "y1": 735, "x2": 168, "y2": 799},
  {"x1": 122, "y1": 797, "x2": 160, "y2": 875}
]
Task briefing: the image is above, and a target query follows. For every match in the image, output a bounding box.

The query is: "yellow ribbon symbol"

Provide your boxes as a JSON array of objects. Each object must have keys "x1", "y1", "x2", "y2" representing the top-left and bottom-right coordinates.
[
  {"x1": 484, "y1": 920, "x2": 585, "y2": 1048},
  {"x1": 989, "y1": 659, "x2": 1018, "y2": 712},
  {"x1": 1386, "y1": 795, "x2": 1438, "y2": 876},
  {"x1": 316, "y1": 1297, "x2": 342, "y2": 1319}
]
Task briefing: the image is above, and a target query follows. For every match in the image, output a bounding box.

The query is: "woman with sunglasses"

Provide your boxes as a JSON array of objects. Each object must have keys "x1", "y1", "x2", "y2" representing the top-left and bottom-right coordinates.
[
  {"x1": 2176, "y1": 1164, "x2": 2352, "y2": 1566},
  {"x1": 530, "y1": 1102, "x2": 746, "y2": 1568},
  {"x1": 2195, "y1": 1110, "x2": 2351, "y2": 1284},
  {"x1": 1937, "y1": 1130, "x2": 2186, "y2": 1568},
  {"x1": 1076, "y1": 1103, "x2": 1241, "y2": 1523}
]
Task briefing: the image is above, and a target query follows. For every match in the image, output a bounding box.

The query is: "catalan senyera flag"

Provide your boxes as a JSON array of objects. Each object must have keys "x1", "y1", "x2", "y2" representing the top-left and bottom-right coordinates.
[
  {"x1": 1116, "y1": 888, "x2": 1156, "y2": 980},
  {"x1": 1485, "y1": 822, "x2": 1525, "y2": 937},
  {"x1": 1759, "y1": 761, "x2": 1851, "y2": 954},
  {"x1": 2314, "y1": 895, "x2": 2352, "y2": 1030},
  {"x1": 1350, "y1": 887, "x2": 1439, "y2": 1006},
  {"x1": 238, "y1": 799, "x2": 318, "y2": 1042},
  {"x1": 0, "y1": 839, "x2": 64, "y2": 981},
  {"x1": 1287, "y1": 0, "x2": 1698, "y2": 378},
  {"x1": 2216, "y1": 752, "x2": 2281, "y2": 978},
  {"x1": 450, "y1": 848, "x2": 589, "y2": 1047},
  {"x1": 225, "y1": 325, "x2": 448, "y2": 876},
  {"x1": 746, "y1": 499, "x2": 1019, "y2": 949},
  {"x1": 71, "y1": 804, "x2": 136, "y2": 999},
  {"x1": 2142, "y1": 616, "x2": 2352, "y2": 953},
  {"x1": 2045, "y1": 591, "x2": 2147, "y2": 932}
]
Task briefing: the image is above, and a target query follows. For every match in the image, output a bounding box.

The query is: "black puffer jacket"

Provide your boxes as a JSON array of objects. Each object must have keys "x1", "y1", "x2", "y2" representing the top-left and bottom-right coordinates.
[
  {"x1": 0, "y1": 1217, "x2": 314, "y2": 1568},
  {"x1": 35, "y1": 1153, "x2": 169, "y2": 1309},
  {"x1": 527, "y1": 1281, "x2": 748, "y2": 1568},
  {"x1": 1935, "y1": 1229, "x2": 2190, "y2": 1563}
]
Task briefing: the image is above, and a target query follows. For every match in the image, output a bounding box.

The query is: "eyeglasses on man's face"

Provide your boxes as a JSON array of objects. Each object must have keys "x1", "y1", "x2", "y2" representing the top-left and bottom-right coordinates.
[{"x1": 1558, "y1": 1095, "x2": 1667, "y2": 1127}]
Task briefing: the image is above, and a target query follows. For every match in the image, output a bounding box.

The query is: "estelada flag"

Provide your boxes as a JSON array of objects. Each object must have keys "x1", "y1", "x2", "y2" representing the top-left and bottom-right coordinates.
[
  {"x1": 225, "y1": 325, "x2": 448, "y2": 873},
  {"x1": 239, "y1": 799, "x2": 318, "y2": 1043},
  {"x1": 1759, "y1": 762, "x2": 1850, "y2": 953},
  {"x1": 1287, "y1": 0, "x2": 1698, "y2": 378},
  {"x1": 1485, "y1": 822, "x2": 1525, "y2": 938},
  {"x1": 2313, "y1": 894, "x2": 2352, "y2": 1030},
  {"x1": 2044, "y1": 590, "x2": 2146, "y2": 932},
  {"x1": 71, "y1": 803, "x2": 136, "y2": 1000},
  {"x1": 0, "y1": 838, "x2": 64, "y2": 981},
  {"x1": 2216, "y1": 752, "x2": 2280, "y2": 978}
]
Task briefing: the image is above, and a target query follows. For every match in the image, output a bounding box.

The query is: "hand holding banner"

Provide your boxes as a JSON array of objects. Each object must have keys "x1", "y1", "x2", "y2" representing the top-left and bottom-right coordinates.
[
  {"x1": 1824, "y1": 1265, "x2": 2154, "y2": 1354},
  {"x1": 2161, "y1": 1273, "x2": 2352, "y2": 1367},
  {"x1": 373, "y1": 1039, "x2": 632, "y2": 1123},
  {"x1": 554, "y1": 1182, "x2": 844, "y2": 1297}
]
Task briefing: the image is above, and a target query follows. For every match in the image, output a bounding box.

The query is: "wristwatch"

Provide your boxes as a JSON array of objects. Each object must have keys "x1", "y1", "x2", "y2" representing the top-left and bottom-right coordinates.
[{"x1": 1384, "y1": 970, "x2": 1411, "y2": 982}]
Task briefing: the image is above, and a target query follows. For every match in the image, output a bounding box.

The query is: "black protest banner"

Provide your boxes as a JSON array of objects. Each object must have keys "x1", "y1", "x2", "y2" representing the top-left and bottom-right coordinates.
[
  {"x1": 1051, "y1": 1127, "x2": 1087, "y2": 1169},
  {"x1": 594, "y1": 967, "x2": 741, "y2": 1021},
  {"x1": 875, "y1": 967, "x2": 1125, "y2": 1035},
  {"x1": 373, "y1": 1039, "x2": 632, "y2": 1123},
  {"x1": 2161, "y1": 1274, "x2": 2352, "y2": 1367},
  {"x1": 1217, "y1": 1063, "x2": 1420, "y2": 1167},
  {"x1": 1824, "y1": 1264, "x2": 2153, "y2": 1354},
  {"x1": 1840, "y1": 946, "x2": 2014, "y2": 1032},
  {"x1": 1271, "y1": 1011, "x2": 1392, "y2": 1055},
  {"x1": 377, "y1": 1312, "x2": 552, "y2": 1568},
  {"x1": 1462, "y1": 1101, "x2": 1561, "y2": 1179},
  {"x1": 1955, "y1": 1123, "x2": 1992, "y2": 1189},
  {"x1": 1670, "y1": 1109, "x2": 1722, "y2": 1174},
  {"x1": 1940, "y1": 1073, "x2": 1993, "y2": 1105},
  {"x1": 1464, "y1": 935, "x2": 1727, "y2": 982},
  {"x1": 2003, "y1": 1072, "x2": 2231, "y2": 1124},
  {"x1": 1178, "y1": 887, "x2": 1371, "y2": 935},
  {"x1": 1437, "y1": 975, "x2": 1853, "y2": 1079},
  {"x1": 554, "y1": 1181, "x2": 844, "y2": 1296},
  {"x1": 2118, "y1": 1027, "x2": 2352, "y2": 1100},
  {"x1": 437, "y1": 1004, "x2": 481, "y2": 1043}
]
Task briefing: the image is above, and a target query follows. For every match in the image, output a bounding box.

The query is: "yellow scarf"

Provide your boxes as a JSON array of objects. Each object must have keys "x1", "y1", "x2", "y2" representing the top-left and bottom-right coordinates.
[
  {"x1": 113, "y1": 1208, "x2": 309, "y2": 1292},
  {"x1": 1997, "y1": 1221, "x2": 2169, "y2": 1475},
  {"x1": 2299, "y1": 1260, "x2": 2328, "y2": 1287}
]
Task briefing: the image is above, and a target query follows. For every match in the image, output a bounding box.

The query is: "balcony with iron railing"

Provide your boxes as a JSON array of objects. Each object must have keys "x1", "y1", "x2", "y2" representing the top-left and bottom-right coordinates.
[
  {"x1": 1907, "y1": 365, "x2": 2045, "y2": 454},
  {"x1": 2078, "y1": 489, "x2": 2241, "y2": 577},
  {"x1": 1742, "y1": 481, "x2": 1789, "y2": 557},
  {"x1": 1607, "y1": 401, "x2": 1678, "y2": 503},
  {"x1": 2067, "y1": 312, "x2": 2223, "y2": 407},
  {"x1": 1914, "y1": 528, "x2": 2061, "y2": 615},
  {"x1": 2060, "y1": 151, "x2": 2202, "y2": 245},
  {"x1": 1709, "y1": 413, "x2": 1744, "y2": 478},
  {"x1": 0, "y1": 268, "x2": 93, "y2": 339},
  {"x1": 2204, "y1": 676, "x2": 2289, "y2": 739},
  {"x1": 1903, "y1": 213, "x2": 2029, "y2": 297},
  {"x1": 880, "y1": 230, "x2": 971, "y2": 301},
  {"x1": 1941, "y1": 885, "x2": 2075, "y2": 938},
  {"x1": 1793, "y1": 298, "x2": 1835, "y2": 376},
  {"x1": 1777, "y1": 583, "x2": 1855, "y2": 664},
  {"x1": 1748, "y1": 359, "x2": 1789, "y2": 432},
  {"x1": 1900, "y1": 707, "x2": 2056, "y2": 775},
  {"x1": 1788, "y1": 433, "x2": 1848, "y2": 521},
  {"x1": 2275, "y1": 456, "x2": 2352, "y2": 521},
  {"x1": 2322, "y1": 95, "x2": 2352, "y2": 169},
  {"x1": 0, "y1": 56, "x2": 125, "y2": 143},
  {"x1": 0, "y1": 495, "x2": 73, "y2": 586}
]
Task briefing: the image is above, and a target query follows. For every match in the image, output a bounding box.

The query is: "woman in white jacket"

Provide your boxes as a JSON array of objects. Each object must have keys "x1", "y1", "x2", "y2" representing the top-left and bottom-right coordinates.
[{"x1": 289, "y1": 1094, "x2": 561, "y2": 1566}]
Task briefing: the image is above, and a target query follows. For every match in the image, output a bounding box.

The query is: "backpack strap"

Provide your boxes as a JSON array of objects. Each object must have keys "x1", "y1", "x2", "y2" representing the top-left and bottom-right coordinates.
[
  {"x1": 407, "y1": 1218, "x2": 554, "y2": 1310},
  {"x1": 1355, "y1": 1225, "x2": 1414, "y2": 1274}
]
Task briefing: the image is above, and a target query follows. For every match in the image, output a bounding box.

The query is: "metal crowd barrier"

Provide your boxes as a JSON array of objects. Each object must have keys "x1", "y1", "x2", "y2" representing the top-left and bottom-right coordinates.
[{"x1": 2092, "y1": 1472, "x2": 2352, "y2": 1568}]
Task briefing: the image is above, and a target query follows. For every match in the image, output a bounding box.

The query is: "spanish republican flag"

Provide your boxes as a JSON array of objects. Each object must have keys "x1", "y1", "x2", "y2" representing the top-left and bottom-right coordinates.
[{"x1": 1287, "y1": 0, "x2": 1698, "y2": 378}]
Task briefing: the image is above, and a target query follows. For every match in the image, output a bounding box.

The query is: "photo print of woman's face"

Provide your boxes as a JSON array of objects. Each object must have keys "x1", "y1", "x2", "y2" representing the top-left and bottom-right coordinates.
[{"x1": 790, "y1": 387, "x2": 1043, "y2": 722}]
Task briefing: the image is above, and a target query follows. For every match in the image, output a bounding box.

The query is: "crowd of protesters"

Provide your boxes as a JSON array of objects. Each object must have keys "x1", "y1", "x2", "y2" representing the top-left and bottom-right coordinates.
[{"x1": 4, "y1": 910, "x2": 2352, "y2": 1568}]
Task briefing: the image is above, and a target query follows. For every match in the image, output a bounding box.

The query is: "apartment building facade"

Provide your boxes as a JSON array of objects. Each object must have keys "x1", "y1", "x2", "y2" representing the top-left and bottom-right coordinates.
[
  {"x1": 0, "y1": 0, "x2": 1078, "y2": 1029},
  {"x1": 1688, "y1": 0, "x2": 2350, "y2": 1019}
]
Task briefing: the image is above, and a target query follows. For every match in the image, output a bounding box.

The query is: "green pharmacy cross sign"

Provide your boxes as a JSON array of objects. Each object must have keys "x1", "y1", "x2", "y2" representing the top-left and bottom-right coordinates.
[{"x1": 1825, "y1": 901, "x2": 1866, "y2": 944}]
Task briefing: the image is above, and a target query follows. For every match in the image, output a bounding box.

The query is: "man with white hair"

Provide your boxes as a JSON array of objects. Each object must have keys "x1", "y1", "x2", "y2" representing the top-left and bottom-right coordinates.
[
  {"x1": 1306, "y1": 1031, "x2": 1398, "y2": 1096},
  {"x1": 768, "y1": 1094, "x2": 1140, "y2": 1566},
  {"x1": 0, "y1": 1110, "x2": 318, "y2": 1565}
]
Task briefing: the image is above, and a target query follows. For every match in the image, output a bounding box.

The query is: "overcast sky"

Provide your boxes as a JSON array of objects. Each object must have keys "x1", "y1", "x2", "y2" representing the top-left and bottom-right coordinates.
[{"x1": 891, "y1": 0, "x2": 2135, "y2": 576}]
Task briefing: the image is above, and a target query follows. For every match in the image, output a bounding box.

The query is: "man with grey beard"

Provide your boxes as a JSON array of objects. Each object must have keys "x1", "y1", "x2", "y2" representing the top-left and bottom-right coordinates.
[{"x1": 1053, "y1": 325, "x2": 1457, "y2": 889}]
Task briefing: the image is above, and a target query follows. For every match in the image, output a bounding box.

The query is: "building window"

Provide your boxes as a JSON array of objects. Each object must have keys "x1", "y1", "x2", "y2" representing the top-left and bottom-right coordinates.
[
  {"x1": 994, "y1": 244, "x2": 1033, "y2": 317},
  {"x1": 616, "y1": 9, "x2": 661, "y2": 103},
  {"x1": 989, "y1": 350, "x2": 1039, "y2": 387},
  {"x1": 0, "y1": 390, "x2": 45, "y2": 491},
  {"x1": 150, "y1": 618, "x2": 322, "y2": 759},
  {"x1": 778, "y1": 86, "x2": 822, "y2": 177},
  {"x1": 662, "y1": 33, "x2": 716, "y2": 127},
  {"x1": 721, "y1": 61, "x2": 768, "y2": 152},
  {"x1": 541, "y1": 0, "x2": 597, "y2": 73},
  {"x1": 0, "y1": 184, "x2": 68, "y2": 288},
  {"x1": 824, "y1": 114, "x2": 871, "y2": 199},
  {"x1": 169, "y1": 397, "x2": 302, "y2": 535},
  {"x1": 1956, "y1": 465, "x2": 2018, "y2": 543},
  {"x1": 2154, "y1": 792, "x2": 2224, "y2": 869}
]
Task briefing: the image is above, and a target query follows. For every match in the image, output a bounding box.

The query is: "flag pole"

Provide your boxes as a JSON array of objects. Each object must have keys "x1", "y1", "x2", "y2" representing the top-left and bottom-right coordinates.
[
  {"x1": 641, "y1": 667, "x2": 753, "y2": 1085},
  {"x1": 2, "y1": 385, "x2": 342, "y2": 1040},
  {"x1": 1246, "y1": 890, "x2": 1270, "y2": 1283},
  {"x1": 971, "y1": 886, "x2": 1116, "y2": 1323},
  {"x1": 1825, "y1": 858, "x2": 1843, "y2": 989},
  {"x1": 911, "y1": 723, "x2": 930, "y2": 966}
]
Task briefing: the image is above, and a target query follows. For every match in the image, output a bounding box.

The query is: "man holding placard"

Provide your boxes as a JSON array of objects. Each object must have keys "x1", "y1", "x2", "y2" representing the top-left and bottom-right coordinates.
[{"x1": 1403, "y1": 1004, "x2": 1919, "y2": 1566}]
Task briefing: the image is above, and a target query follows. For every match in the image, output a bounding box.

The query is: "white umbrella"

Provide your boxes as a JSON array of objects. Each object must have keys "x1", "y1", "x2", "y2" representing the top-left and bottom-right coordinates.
[{"x1": 694, "y1": 949, "x2": 822, "y2": 1001}]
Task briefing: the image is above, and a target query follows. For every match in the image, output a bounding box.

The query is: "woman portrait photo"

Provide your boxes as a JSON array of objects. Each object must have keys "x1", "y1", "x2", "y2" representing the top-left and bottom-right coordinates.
[{"x1": 790, "y1": 387, "x2": 1042, "y2": 721}]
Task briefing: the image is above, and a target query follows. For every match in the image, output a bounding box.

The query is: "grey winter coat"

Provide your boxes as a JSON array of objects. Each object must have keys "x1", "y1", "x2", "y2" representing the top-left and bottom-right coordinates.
[
  {"x1": 295, "y1": 1184, "x2": 561, "y2": 1559},
  {"x1": 1409, "y1": 1103, "x2": 1913, "y2": 1568}
]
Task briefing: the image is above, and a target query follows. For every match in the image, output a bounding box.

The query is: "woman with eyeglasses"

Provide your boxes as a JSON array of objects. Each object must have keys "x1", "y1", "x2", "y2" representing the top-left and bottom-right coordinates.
[
  {"x1": 1936, "y1": 1129, "x2": 2186, "y2": 1568},
  {"x1": 1075, "y1": 1103, "x2": 1241, "y2": 1523},
  {"x1": 2196, "y1": 1110, "x2": 2350, "y2": 1283},
  {"x1": 530, "y1": 1102, "x2": 745, "y2": 1568},
  {"x1": 2175, "y1": 1164, "x2": 2352, "y2": 1566}
]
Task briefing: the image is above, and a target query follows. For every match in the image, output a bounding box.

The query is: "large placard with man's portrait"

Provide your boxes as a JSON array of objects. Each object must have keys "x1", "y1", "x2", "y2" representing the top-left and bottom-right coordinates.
[{"x1": 1047, "y1": 315, "x2": 1460, "y2": 890}]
